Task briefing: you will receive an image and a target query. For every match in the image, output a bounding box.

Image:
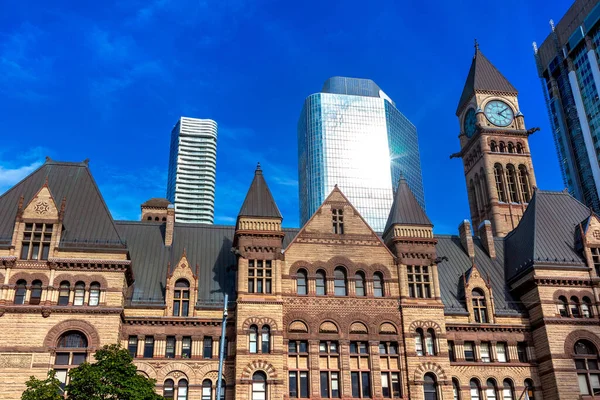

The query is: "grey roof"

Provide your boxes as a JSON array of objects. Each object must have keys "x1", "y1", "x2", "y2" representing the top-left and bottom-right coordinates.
[
  {"x1": 384, "y1": 177, "x2": 432, "y2": 235},
  {"x1": 505, "y1": 190, "x2": 590, "y2": 281},
  {"x1": 142, "y1": 198, "x2": 171, "y2": 208},
  {"x1": 456, "y1": 48, "x2": 518, "y2": 114},
  {"x1": 0, "y1": 160, "x2": 125, "y2": 249},
  {"x1": 238, "y1": 164, "x2": 282, "y2": 219},
  {"x1": 436, "y1": 235, "x2": 524, "y2": 316},
  {"x1": 118, "y1": 222, "x2": 299, "y2": 306}
]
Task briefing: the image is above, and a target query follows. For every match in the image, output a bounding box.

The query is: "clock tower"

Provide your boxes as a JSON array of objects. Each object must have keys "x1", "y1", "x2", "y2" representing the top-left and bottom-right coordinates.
[{"x1": 453, "y1": 44, "x2": 537, "y2": 237}]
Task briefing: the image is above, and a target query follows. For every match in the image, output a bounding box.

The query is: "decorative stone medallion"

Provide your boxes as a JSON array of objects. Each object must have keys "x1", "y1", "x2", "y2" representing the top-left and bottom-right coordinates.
[{"x1": 34, "y1": 201, "x2": 50, "y2": 215}]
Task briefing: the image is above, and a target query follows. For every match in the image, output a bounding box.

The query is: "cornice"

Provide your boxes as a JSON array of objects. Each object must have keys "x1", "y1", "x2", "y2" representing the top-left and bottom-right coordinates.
[{"x1": 445, "y1": 323, "x2": 529, "y2": 333}]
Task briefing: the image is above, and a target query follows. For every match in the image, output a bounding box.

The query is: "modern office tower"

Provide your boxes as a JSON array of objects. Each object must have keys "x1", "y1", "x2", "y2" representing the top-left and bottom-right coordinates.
[
  {"x1": 534, "y1": 0, "x2": 600, "y2": 211},
  {"x1": 298, "y1": 76, "x2": 425, "y2": 232},
  {"x1": 166, "y1": 117, "x2": 217, "y2": 224}
]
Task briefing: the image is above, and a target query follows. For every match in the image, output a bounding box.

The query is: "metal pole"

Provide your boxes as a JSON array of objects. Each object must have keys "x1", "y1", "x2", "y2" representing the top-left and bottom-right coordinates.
[{"x1": 216, "y1": 294, "x2": 228, "y2": 400}]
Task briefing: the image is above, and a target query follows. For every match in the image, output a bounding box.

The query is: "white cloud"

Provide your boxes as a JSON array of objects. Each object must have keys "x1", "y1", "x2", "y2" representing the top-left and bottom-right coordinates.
[{"x1": 0, "y1": 161, "x2": 43, "y2": 194}]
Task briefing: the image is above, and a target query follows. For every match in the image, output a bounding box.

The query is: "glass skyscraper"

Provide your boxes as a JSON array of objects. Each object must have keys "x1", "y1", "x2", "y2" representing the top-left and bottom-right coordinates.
[
  {"x1": 167, "y1": 117, "x2": 217, "y2": 223},
  {"x1": 298, "y1": 76, "x2": 424, "y2": 232},
  {"x1": 534, "y1": 0, "x2": 600, "y2": 211}
]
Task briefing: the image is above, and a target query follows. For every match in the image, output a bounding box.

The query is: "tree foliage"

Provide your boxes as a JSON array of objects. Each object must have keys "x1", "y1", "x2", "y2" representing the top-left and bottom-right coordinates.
[{"x1": 21, "y1": 370, "x2": 63, "y2": 400}]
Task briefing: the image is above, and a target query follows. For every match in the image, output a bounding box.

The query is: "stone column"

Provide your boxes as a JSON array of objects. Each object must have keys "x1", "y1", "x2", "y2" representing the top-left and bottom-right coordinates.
[{"x1": 137, "y1": 336, "x2": 145, "y2": 358}]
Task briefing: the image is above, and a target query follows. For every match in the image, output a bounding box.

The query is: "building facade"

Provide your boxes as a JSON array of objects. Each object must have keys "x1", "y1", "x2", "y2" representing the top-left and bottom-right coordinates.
[
  {"x1": 298, "y1": 76, "x2": 424, "y2": 232},
  {"x1": 534, "y1": 0, "x2": 600, "y2": 212},
  {"x1": 167, "y1": 116, "x2": 217, "y2": 224}
]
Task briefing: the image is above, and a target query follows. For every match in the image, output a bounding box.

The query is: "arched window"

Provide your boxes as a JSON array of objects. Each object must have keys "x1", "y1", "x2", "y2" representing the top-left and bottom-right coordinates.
[
  {"x1": 502, "y1": 379, "x2": 514, "y2": 400},
  {"x1": 506, "y1": 165, "x2": 519, "y2": 203},
  {"x1": 297, "y1": 270, "x2": 307, "y2": 295},
  {"x1": 471, "y1": 289, "x2": 488, "y2": 323},
  {"x1": 58, "y1": 281, "x2": 70, "y2": 305},
  {"x1": 164, "y1": 379, "x2": 175, "y2": 399},
  {"x1": 29, "y1": 280, "x2": 42, "y2": 305},
  {"x1": 202, "y1": 379, "x2": 212, "y2": 400},
  {"x1": 423, "y1": 373, "x2": 438, "y2": 400},
  {"x1": 55, "y1": 331, "x2": 88, "y2": 392},
  {"x1": 575, "y1": 340, "x2": 600, "y2": 395},
  {"x1": 478, "y1": 170, "x2": 488, "y2": 209},
  {"x1": 570, "y1": 296, "x2": 581, "y2": 318},
  {"x1": 155, "y1": 217, "x2": 159, "y2": 221},
  {"x1": 249, "y1": 325, "x2": 258, "y2": 353},
  {"x1": 425, "y1": 329, "x2": 436, "y2": 355},
  {"x1": 499, "y1": 142, "x2": 506, "y2": 153},
  {"x1": 252, "y1": 371, "x2": 267, "y2": 400},
  {"x1": 334, "y1": 267, "x2": 347, "y2": 296},
  {"x1": 14, "y1": 280, "x2": 27, "y2": 305},
  {"x1": 470, "y1": 180, "x2": 479, "y2": 215},
  {"x1": 89, "y1": 282, "x2": 100, "y2": 306},
  {"x1": 177, "y1": 379, "x2": 188, "y2": 400},
  {"x1": 518, "y1": 165, "x2": 530, "y2": 202},
  {"x1": 557, "y1": 296, "x2": 569, "y2": 317},
  {"x1": 162, "y1": 217, "x2": 167, "y2": 222},
  {"x1": 373, "y1": 273, "x2": 384, "y2": 297},
  {"x1": 490, "y1": 141, "x2": 497, "y2": 152},
  {"x1": 485, "y1": 379, "x2": 498, "y2": 400},
  {"x1": 507, "y1": 142, "x2": 515, "y2": 153},
  {"x1": 494, "y1": 164, "x2": 507, "y2": 203},
  {"x1": 147, "y1": 216, "x2": 152, "y2": 221},
  {"x1": 453, "y1": 378, "x2": 461, "y2": 400},
  {"x1": 415, "y1": 329, "x2": 424, "y2": 356},
  {"x1": 261, "y1": 326, "x2": 270, "y2": 354},
  {"x1": 470, "y1": 379, "x2": 481, "y2": 400},
  {"x1": 316, "y1": 270, "x2": 326, "y2": 295},
  {"x1": 524, "y1": 379, "x2": 534, "y2": 400},
  {"x1": 516, "y1": 143, "x2": 523, "y2": 154},
  {"x1": 355, "y1": 272, "x2": 366, "y2": 296},
  {"x1": 582, "y1": 297, "x2": 593, "y2": 318},
  {"x1": 173, "y1": 279, "x2": 190, "y2": 317},
  {"x1": 73, "y1": 281, "x2": 85, "y2": 306}
]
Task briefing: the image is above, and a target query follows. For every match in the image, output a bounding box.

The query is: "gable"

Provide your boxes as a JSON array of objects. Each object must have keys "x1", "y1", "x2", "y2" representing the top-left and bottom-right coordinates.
[{"x1": 22, "y1": 185, "x2": 59, "y2": 221}]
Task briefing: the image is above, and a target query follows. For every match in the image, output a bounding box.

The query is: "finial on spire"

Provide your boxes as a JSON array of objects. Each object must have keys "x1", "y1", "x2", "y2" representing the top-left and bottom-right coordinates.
[
  {"x1": 474, "y1": 38, "x2": 479, "y2": 52},
  {"x1": 532, "y1": 41, "x2": 538, "y2": 54},
  {"x1": 550, "y1": 19, "x2": 555, "y2": 32},
  {"x1": 256, "y1": 162, "x2": 261, "y2": 171}
]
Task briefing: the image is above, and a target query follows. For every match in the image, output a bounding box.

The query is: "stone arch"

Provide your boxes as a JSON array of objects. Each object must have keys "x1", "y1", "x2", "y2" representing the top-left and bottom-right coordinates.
[
  {"x1": 240, "y1": 360, "x2": 278, "y2": 380},
  {"x1": 195, "y1": 362, "x2": 226, "y2": 382},
  {"x1": 9, "y1": 272, "x2": 50, "y2": 286},
  {"x1": 157, "y1": 362, "x2": 195, "y2": 381},
  {"x1": 242, "y1": 316, "x2": 278, "y2": 332},
  {"x1": 283, "y1": 312, "x2": 312, "y2": 333},
  {"x1": 379, "y1": 322, "x2": 398, "y2": 335},
  {"x1": 44, "y1": 319, "x2": 101, "y2": 351},
  {"x1": 564, "y1": 330, "x2": 600, "y2": 356},
  {"x1": 289, "y1": 260, "x2": 313, "y2": 275},
  {"x1": 413, "y1": 362, "x2": 447, "y2": 383},
  {"x1": 409, "y1": 320, "x2": 442, "y2": 336},
  {"x1": 319, "y1": 321, "x2": 339, "y2": 334},
  {"x1": 289, "y1": 320, "x2": 309, "y2": 333},
  {"x1": 349, "y1": 321, "x2": 369, "y2": 334},
  {"x1": 52, "y1": 273, "x2": 108, "y2": 288},
  {"x1": 135, "y1": 362, "x2": 157, "y2": 380},
  {"x1": 326, "y1": 256, "x2": 354, "y2": 272},
  {"x1": 370, "y1": 263, "x2": 392, "y2": 279}
]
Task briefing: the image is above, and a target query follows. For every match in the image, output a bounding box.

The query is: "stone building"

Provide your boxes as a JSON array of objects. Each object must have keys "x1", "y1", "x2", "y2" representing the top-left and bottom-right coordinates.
[{"x1": 0, "y1": 48, "x2": 599, "y2": 400}]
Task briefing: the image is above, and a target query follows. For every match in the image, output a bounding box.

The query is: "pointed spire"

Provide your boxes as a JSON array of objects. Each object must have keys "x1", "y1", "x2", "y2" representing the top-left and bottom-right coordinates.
[
  {"x1": 238, "y1": 164, "x2": 282, "y2": 219},
  {"x1": 384, "y1": 176, "x2": 431, "y2": 235},
  {"x1": 456, "y1": 45, "x2": 518, "y2": 115}
]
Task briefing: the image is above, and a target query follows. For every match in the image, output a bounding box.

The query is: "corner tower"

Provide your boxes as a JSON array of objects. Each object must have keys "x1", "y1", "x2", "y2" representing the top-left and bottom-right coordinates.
[{"x1": 453, "y1": 44, "x2": 538, "y2": 237}]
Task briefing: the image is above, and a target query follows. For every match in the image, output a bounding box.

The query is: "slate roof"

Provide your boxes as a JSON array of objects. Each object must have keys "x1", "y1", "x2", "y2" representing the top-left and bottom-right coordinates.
[
  {"x1": 504, "y1": 190, "x2": 590, "y2": 282},
  {"x1": 456, "y1": 48, "x2": 518, "y2": 114},
  {"x1": 0, "y1": 160, "x2": 125, "y2": 249},
  {"x1": 384, "y1": 177, "x2": 431, "y2": 235},
  {"x1": 238, "y1": 164, "x2": 282, "y2": 219}
]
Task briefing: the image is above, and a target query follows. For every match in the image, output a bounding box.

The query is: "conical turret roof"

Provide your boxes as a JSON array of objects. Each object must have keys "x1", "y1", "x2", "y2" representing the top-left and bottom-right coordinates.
[
  {"x1": 238, "y1": 163, "x2": 282, "y2": 219},
  {"x1": 384, "y1": 177, "x2": 431, "y2": 235}
]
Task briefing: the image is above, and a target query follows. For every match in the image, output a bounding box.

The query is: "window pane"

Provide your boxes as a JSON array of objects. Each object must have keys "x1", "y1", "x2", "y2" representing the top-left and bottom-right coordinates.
[
  {"x1": 392, "y1": 373, "x2": 400, "y2": 397},
  {"x1": 144, "y1": 337, "x2": 154, "y2": 358},
  {"x1": 300, "y1": 372, "x2": 308, "y2": 398},
  {"x1": 351, "y1": 372, "x2": 360, "y2": 398},
  {"x1": 579, "y1": 374, "x2": 590, "y2": 395},
  {"x1": 289, "y1": 372, "x2": 298, "y2": 398},
  {"x1": 72, "y1": 353, "x2": 86, "y2": 365},
  {"x1": 55, "y1": 353, "x2": 70, "y2": 365},
  {"x1": 381, "y1": 373, "x2": 390, "y2": 398},
  {"x1": 320, "y1": 372, "x2": 329, "y2": 398},
  {"x1": 361, "y1": 372, "x2": 371, "y2": 398},
  {"x1": 332, "y1": 372, "x2": 339, "y2": 398}
]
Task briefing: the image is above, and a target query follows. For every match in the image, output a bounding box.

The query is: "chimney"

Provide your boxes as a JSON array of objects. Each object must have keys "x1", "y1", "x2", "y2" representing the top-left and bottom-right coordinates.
[
  {"x1": 478, "y1": 220, "x2": 496, "y2": 259},
  {"x1": 458, "y1": 220, "x2": 475, "y2": 260},
  {"x1": 165, "y1": 204, "x2": 175, "y2": 246}
]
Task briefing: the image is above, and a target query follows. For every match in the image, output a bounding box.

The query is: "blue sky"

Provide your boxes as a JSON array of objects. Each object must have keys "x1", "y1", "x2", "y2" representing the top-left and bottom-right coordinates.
[{"x1": 0, "y1": 0, "x2": 572, "y2": 233}]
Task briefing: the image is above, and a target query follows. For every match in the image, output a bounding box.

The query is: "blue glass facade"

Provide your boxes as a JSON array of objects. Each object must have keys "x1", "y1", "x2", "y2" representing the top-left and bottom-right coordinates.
[
  {"x1": 298, "y1": 77, "x2": 424, "y2": 232},
  {"x1": 535, "y1": 2, "x2": 600, "y2": 211}
]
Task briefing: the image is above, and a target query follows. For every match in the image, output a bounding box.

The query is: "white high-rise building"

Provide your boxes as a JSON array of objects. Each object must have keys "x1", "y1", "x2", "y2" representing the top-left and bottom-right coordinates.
[{"x1": 167, "y1": 117, "x2": 217, "y2": 224}]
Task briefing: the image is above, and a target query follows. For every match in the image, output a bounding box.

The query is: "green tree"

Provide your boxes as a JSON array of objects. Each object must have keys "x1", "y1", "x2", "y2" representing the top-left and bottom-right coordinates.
[
  {"x1": 65, "y1": 344, "x2": 164, "y2": 400},
  {"x1": 21, "y1": 370, "x2": 63, "y2": 400}
]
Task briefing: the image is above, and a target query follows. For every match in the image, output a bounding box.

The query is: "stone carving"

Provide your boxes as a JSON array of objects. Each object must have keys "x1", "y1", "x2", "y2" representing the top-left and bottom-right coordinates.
[
  {"x1": 594, "y1": 230, "x2": 600, "y2": 240},
  {"x1": 0, "y1": 354, "x2": 32, "y2": 368},
  {"x1": 34, "y1": 201, "x2": 50, "y2": 215}
]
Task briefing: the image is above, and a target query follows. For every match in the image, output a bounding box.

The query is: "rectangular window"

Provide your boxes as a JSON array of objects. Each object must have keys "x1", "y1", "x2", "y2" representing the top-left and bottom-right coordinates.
[
  {"x1": 480, "y1": 342, "x2": 490, "y2": 362},
  {"x1": 55, "y1": 353, "x2": 70, "y2": 365},
  {"x1": 20, "y1": 223, "x2": 53, "y2": 261},
  {"x1": 592, "y1": 248, "x2": 600, "y2": 276},
  {"x1": 448, "y1": 341, "x2": 456, "y2": 362},
  {"x1": 72, "y1": 353, "x2": 86, "y2": 365},
  {"x1": 128, "y1": 336, "x2": 138, "y2": 358},
  {"x1": 361, "y1": 372, "x2": 371, "y2": 398},
  {"x1": 351, "y1": 372, "x2": 360, "y2": 398},
  {"x1": 181, "y1": 336, "x2": 191, "y2": 358},
  {"x1": 464, "y1": 341, "x2": 475, "y2": 361},
  {"x1": 289, "y1": 372, "x2": 298, "y2": 398},
  {"x1": 380, "y1": 342, "x2": 401, "y2": 398},
  {"x1": 289, "y1": 340, "x2": 309, "y2": 398},
  {"x1": 332, "y1": 208, "x2": 344, "y2": 234},
  {"x1": 299, "y1": 371, "x2": 309, "y2": 398},
  {"x1": 407, "y1": 265, "x2": 432, "y2": 298},
  {"x1": 496, "y1": 342, "x2": 507, "y2": 362},
  {"x1": 517, "y1": 342, "x2": 528, "y2": 362},
  {"x1": 320, "y1": 372, "x2": 329, "y2": 398},
  {"x1": 166, "y1": 336, "x2": 175, "y2": 358},
  {"x1": 55, "y1": 369, "x2": 68, "y2": 393},
  {"x1": 248, "y1": 260, "x2": 272, "y2": 294},
  {"x1": 203, "y1": 337, "x2": 212, "y2": 359},
  {"x1": 144, "y1": 336, "x2": 154, "y2": 358}
]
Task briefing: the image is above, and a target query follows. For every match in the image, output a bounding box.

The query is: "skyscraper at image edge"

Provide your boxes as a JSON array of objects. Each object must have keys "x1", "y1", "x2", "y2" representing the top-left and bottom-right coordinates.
[
  {"x1": 167, "y1": 117, "x2": 217, "y2": 223},
  {"x1": 298, "y1": 76, "x2": 425, "y2": 232},
  {"x1": 534, "y1": 0, "x2": 600, "y2": 211}
]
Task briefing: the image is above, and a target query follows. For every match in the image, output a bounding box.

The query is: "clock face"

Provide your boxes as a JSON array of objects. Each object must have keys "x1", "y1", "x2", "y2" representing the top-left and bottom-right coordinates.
[
  {"x1": 484, "y1": 100, "x2": 514, "y2": 127},
  {"x1": 463, "y1": 108, "x2": 477, "y2": 138}
]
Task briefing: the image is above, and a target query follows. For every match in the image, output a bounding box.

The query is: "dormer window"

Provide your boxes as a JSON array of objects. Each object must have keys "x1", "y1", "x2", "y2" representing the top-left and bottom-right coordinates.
[
  {"x1": 173, "y1": 279, "x2": 190, "y2": 316},
  {"x1": 472, "y1": 289, "x2": 488, "y2": 323},
  {"x1": 20, "y1": 223, "x2": 53, "y2": 260},
  {"x1": 332, "y1": 209, "x2": 344, "y2": 234},
  {"x1": 591, "y1": 248, "x2": 600, "y2": 276}
]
